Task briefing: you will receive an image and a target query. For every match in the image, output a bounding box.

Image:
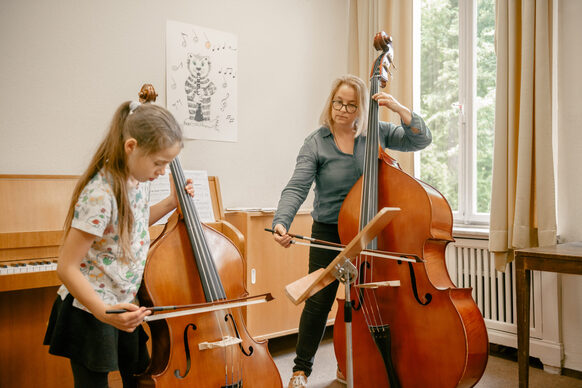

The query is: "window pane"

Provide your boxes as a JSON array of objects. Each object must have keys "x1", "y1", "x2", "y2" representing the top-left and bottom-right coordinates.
[
  {"x1": 419, "y1": 0, "x2": 460, "y2": 211},
  {"x1": 475, "y1": 0, "x2": 495, "y2": 213}
]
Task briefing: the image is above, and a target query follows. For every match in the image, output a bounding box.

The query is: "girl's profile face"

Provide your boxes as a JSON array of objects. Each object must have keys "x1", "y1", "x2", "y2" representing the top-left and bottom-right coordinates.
[{"x1": 125, "y1": 140, "x2": 181, "y2": 183}]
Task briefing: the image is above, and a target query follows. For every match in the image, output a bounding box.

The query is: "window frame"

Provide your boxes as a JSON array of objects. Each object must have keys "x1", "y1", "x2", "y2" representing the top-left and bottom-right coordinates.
[{"x1": 413, "y1": 0, "x2": 491, "y2": 227}]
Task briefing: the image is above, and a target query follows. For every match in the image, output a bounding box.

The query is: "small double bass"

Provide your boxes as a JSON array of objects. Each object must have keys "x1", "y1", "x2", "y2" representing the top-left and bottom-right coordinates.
[
  {"x1": 136, "y1": 86, "x2": 282, "y2": 387},
  {"x1": 333, "y1": 32, "x2": 489, "y2": 387}
]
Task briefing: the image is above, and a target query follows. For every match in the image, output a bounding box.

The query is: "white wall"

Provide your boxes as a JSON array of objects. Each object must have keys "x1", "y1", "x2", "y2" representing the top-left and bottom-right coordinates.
[
  {"x1": 0, "y1": 0, "x2": 349, "y2": 209},
  {"x1": 557, "y1": 0, "x2": 582, "y2": 372}
]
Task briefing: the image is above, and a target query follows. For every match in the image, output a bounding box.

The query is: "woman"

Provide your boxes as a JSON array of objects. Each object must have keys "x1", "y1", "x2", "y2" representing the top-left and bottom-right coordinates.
[{"x1": 272, "y1": 74, "x2": 432, "y2": 388}]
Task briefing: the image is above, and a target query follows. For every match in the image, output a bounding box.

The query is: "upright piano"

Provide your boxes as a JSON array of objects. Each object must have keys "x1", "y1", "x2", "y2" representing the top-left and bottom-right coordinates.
[
  {"x1": 0, "y1": 175, "x2": 78, "y2": 388},
  {"x1": 0, "y1": 174, "x2": 243, "y2": 388}
]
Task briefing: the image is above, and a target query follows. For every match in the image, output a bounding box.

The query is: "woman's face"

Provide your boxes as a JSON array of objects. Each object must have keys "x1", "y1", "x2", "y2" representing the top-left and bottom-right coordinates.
[{"x1": 331, "y1": 84, "x2": 359, "y2": 129}]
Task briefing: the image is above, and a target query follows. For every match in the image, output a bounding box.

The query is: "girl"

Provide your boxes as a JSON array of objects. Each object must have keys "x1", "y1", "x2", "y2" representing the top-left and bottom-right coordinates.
[
  {"x1": 272, "y1": 74, "x2": 432, "y2": 388},
  {"x1": 44, "y1": 100, "x2": 193, "y2": 388}
]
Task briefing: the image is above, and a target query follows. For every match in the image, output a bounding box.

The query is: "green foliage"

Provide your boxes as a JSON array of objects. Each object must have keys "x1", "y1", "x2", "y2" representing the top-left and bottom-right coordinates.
[{"x1": 419, "y1": 0, "x2": 495, "y2": 217}]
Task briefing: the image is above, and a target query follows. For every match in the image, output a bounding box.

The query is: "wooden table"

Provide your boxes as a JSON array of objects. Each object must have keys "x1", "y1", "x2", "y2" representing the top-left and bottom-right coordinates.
[{"x1": 515, "y1": 242, "x2": 582, "y2": 388}]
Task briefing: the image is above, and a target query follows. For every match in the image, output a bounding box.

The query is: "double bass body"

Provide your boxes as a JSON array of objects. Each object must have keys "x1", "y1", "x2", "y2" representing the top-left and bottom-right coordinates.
[
  {"x1": 138, "y1": 164, "x2": 282, "y2": 387},
  {"x1": 335, "y1": 150, "x2": 489, "y2": 387}
]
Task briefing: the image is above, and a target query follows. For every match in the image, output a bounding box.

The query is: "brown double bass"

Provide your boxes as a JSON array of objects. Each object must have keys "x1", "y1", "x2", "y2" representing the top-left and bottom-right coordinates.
[
  {"x1": 333, "y1": 32, "x2": 489, "y2": 387},
  {"x1": 136, "y1": 88, "x2": 282, "y2": 387}
]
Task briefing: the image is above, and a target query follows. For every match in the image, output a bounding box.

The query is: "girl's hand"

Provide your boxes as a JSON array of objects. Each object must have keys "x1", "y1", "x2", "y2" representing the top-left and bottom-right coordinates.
[
  {"x1": 168, "y1": 174, "x2": 195, "y2": 208},
  {"x1": 184, "y1": 179, "x2": 195, "y2": 198},
  {"x1": 273, "y1": 224, "x2": 292, "y2": 248},
  {"x1": 97, "y1": 303, "x2": 151, "y2": 333},
  {"x1": 149, "y1": 175, "x2": 194, "y2": 226},
  {"x1": 372, "y1": 92, "x2": 412, "y2": 125}
]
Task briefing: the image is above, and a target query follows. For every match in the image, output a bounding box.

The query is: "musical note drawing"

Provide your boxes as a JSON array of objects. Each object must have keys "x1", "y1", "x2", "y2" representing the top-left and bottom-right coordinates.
[
  {"x1": 172, "y1": 99, "x2": 183, "y2": 109},
  {"x1": 218, "y1": 67, "x2": 236, "y2": 87},
  {"x1": 181, "y1": 32, "x2": 188, "y2": 47},
  {"x1": 204, "y1": 33, "x2": 211, "y2": 49},
  {"x1": 171, "y1": 77, "x2": 177, "y2": 90},
  {"x1": 191, "y1": 29, "x2": 199, "y2": 43},
  {"x1": 171, "y1": 61, "x2": 183, "y2": 71},
  {"x1": 220, "y1": 93, "x2": 230, "y2": 111},
  {"x1": 212, "y1": 42, "x2": 229, "y2": 53}
]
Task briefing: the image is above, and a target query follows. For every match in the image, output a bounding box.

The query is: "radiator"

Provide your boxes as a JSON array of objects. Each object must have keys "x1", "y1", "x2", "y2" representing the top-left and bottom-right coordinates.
[{"x1": 444, "y1": 237, "x2": 542, "y2": 342}]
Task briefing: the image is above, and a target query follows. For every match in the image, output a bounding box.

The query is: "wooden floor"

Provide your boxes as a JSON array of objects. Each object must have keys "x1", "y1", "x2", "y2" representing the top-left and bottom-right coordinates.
[{"x1": 268, "y1": 328, "x2": 582, "y2": 388}]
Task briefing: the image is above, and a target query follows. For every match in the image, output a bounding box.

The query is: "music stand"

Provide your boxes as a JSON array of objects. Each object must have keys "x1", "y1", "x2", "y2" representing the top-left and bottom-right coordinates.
[{"x1": 284, "y1": 207, "x2": 400, "y2": 388}]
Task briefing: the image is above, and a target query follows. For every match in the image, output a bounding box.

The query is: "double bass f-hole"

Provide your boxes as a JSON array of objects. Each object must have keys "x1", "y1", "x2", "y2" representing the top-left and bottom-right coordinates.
[
  {"x1": 174, "y1": 323, "x2": 198, "y2": 379},
  {"x1": 353, "y1": 259, "x2": 433, "y2": 308},
  {"x1": 225, "y1": 312, "x2": 254, "y2": 357},
  {"x1": 403, "y1": 262, "x2": 433, "y2": 306}
]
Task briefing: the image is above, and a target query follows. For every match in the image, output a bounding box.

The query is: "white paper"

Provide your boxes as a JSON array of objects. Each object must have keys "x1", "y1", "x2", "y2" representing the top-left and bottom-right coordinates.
[
  {"x1": 149, "y1": 170, "x2": 215, "y2": 225},
  {"x1": 166, "y1": 20, "x2": 238, "y2": 142}
]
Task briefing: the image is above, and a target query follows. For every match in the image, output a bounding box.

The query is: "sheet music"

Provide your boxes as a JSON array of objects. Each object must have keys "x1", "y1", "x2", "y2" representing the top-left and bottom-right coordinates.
[{"x1": 149, "y1": 170, "x2": 215, "y2": 225}]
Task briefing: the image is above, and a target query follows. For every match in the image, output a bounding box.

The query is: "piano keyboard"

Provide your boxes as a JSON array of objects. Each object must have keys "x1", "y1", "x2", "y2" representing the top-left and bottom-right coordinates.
[
  {"x1": 0, "y1": 259, "x2": 58, "y2": 275},
  {"x1": 0, "y1": 259, "x2": 61, "y2": 292}
]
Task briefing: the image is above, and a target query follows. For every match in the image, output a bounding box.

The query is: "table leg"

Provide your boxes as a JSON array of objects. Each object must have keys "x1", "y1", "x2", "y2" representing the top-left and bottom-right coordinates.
[{"x1": 516, "y1": 261, "x2": 530, "y2": 388}]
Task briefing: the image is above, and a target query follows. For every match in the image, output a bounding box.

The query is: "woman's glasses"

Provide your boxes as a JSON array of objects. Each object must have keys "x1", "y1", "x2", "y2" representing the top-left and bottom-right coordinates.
[{"x1": 332, "y1": 100, "x2": 358, "y2": 114}]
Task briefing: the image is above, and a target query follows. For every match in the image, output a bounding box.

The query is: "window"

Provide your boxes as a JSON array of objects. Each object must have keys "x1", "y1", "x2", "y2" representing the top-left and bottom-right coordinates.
[{"x1": 415, "y1": 0, "x2": 496, "y2": 225}]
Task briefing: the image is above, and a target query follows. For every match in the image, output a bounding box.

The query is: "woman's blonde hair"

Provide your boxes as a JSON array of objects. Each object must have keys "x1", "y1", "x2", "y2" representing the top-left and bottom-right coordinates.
[
  {"x1": 319, "y1": 75, "x2": 369, "y2": 137},
  {"x1": 63, "y1": 102, "x2": 183, "y2": 261}
]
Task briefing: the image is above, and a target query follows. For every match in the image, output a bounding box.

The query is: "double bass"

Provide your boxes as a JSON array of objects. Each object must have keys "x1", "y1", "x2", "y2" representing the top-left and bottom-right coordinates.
[
  {"x1": 136, "y1": 86, "x2": 282, "y2": 387},
  {"x1": 333, "y1": 32, "x2": 489, "y2": 387}
]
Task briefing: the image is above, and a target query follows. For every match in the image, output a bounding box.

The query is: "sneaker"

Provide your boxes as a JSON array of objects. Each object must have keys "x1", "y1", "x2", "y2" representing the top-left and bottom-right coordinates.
[
  {"x1": 336, "y1": 368, "x2": 347, "y2": 385},
  {"x1": 288, "y1": 370, "x2": 307, "y2": 388}
]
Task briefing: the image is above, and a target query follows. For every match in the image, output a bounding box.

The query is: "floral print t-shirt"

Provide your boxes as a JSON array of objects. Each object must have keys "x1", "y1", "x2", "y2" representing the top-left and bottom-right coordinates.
[{"x1": 57, "y1": 170, "x2": 150, "y2": 312}]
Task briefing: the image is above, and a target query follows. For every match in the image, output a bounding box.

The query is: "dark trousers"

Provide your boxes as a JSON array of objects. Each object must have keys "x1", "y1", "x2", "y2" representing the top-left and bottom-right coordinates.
[
  {"x1": 70, "y1": 358, "x2": 143, "y2": 388},
  {"x1": 293, "y1": 221, "x2": 341, "y2": 377}
]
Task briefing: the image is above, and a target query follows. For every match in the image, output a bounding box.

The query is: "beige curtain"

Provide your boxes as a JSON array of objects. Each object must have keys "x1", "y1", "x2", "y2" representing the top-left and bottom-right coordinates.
[
  {"x1": 489, "y1": 0, "x2": 557, "y2": 271},
  {"x1": 348, "y1": 0, "x2": 415, "y2": 173}
]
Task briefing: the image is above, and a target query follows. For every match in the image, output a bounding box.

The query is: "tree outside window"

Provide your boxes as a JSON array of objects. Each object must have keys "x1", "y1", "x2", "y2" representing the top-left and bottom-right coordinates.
[{"x1": 418, "y1": 0, "x2": 496, "y2": 224}]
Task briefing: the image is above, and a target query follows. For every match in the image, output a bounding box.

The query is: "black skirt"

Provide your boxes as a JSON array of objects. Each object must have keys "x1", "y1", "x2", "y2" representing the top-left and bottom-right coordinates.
[{"x1": 43, "y1": 293, "x2": 150, "y2": 373}]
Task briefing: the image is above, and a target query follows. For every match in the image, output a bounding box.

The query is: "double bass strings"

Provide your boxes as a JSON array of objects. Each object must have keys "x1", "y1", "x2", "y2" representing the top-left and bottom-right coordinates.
[
  {"x1": 171, "y1": 158, "x2": 225, "y2": 301},
  {"x1": 359, "y1": 73, "x2": 383, "y2": 331},
  {"x1": 171, "y1": 158, "x2": 243, "y2": 384}
]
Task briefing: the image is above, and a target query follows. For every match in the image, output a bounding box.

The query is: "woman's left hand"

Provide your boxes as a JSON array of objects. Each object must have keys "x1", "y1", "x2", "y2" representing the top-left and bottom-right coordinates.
[{"x1": 372, "y1": 92, "x2": 412, "y2": 125}]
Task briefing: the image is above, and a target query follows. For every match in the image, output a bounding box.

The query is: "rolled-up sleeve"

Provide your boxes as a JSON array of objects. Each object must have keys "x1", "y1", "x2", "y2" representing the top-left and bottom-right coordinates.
[{"x1": 381, "y1": 111, "x2": 432, "y2": 151}]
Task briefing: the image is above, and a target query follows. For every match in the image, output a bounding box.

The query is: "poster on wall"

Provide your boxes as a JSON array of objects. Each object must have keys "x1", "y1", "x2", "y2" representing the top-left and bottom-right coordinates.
[{"x1": 166, "y1": 20, "x2": 237, "y2": 142}]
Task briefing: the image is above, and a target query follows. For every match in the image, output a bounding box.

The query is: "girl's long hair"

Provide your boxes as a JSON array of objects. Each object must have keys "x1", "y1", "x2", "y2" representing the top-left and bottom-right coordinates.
[
  {"x1": 319, "y1": 75, "x2": 369, "y2": 137},
  {"x1": 63, "y1": 102, "x2": 183, "y2": 261}
]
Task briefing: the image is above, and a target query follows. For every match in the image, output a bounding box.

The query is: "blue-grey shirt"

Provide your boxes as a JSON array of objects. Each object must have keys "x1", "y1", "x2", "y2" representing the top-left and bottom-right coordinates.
[{"x1": 272, "y1": 112, "x2": 431, "y2": 231}]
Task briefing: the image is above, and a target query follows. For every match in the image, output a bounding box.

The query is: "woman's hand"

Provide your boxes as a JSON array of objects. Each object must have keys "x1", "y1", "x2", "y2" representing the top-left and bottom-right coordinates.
[
  {"x1": 273, "y1": 224, "x2": 292, "y2": 248},
  {"x1": 372, "y1": 92, "x2": 412, "y2": 125},
  {"x1": 96, "y1": 303, "x2": 151, "y2": 333}
]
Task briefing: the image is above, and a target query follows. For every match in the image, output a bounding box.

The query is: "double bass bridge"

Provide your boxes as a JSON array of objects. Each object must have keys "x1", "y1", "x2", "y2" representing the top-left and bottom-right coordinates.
[{"x1": 198, "y1": 335, "x2": 242, "y2": 350}]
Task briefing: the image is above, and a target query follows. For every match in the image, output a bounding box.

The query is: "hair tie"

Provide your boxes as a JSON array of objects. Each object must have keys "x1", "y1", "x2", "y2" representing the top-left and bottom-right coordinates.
[{"x1": 129, "y1": 101, "x2": 141, "y2": 115}]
